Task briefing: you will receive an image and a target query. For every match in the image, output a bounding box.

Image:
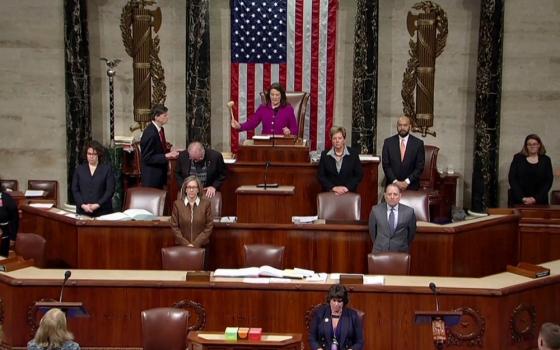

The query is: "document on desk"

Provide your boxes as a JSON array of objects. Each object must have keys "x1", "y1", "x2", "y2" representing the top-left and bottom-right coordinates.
[
  {"x1": 25, "y1": 190, "x2": 46, "y2": 197},
  {"x1": 363, "y1": 275, "x2": 385, "y2": 285}
]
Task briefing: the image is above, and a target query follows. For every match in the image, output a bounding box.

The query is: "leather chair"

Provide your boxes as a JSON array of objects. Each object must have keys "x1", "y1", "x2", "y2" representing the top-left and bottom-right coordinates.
[
  {"x1": 367, "y1": 252, "x2": 411, "y2": 275},
  {"x1": 419, "y1": 145, "x2": 440, "y2": 191},
  {"x1": 161, "y1": 246, "x2": 205, "y2": 271},
  {"x1": 317, "y1": 192, "x2": 361, "y2": 221},
  {"x1": 0, "y1": 179, "x2": 18, "y2": 192},
  {"x1": 210, "y1": 191, "x2": 222, "y2": 218},
  {"x1": 141, "y1": 307, "x2": 188, "y2": 350},
  {"x1": 260, "y1": 91, "x2": 310, "y2": 139},
  {"x1": 243, "y1": 244, "x2": 285, "y2": 269},
  {"x1": 27, "y1": 180, "x2": 58, "y2": 206},
  {"x1": 551, "y1": 190, "x2": 560, "y2": 205},
  {"x1": 14, "y1": 233, "x2": 47, "y2": 268},
  {"x1": 123, "y1": 187, "x2": 167, "y2": 216},
  {"x1": 399, "y1": 190, "x2": 430, "y2": 222}
]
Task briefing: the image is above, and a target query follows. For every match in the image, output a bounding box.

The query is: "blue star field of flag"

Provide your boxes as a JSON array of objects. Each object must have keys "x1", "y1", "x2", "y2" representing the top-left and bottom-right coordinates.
[{"x1": 231, "y1": 0, "x2": 287, "y2": 64}]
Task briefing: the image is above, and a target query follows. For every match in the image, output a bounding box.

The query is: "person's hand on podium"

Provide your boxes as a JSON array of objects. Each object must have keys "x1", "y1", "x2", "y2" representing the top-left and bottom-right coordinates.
[
  {"x1": 332, "y1": 186, "x2": 349, "y2": 195},
  {"x1": 282, "y1": 126, "x2": 291, "y2": 136},
  {"x1": 231, "y1": 118, "x2": 241, "y2": 130}
]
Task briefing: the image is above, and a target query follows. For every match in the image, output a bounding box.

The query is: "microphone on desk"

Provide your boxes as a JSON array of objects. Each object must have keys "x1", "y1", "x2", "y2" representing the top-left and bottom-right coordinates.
[
  {"x1": 429, "y1": 282, "x2": 439, "y2": 311},
  {"x1": 59, "y1": 270, "x2": 72, "y2": 302},
  {"x1": 257, "y1": 161, "x2": 278, "y2": 189}
]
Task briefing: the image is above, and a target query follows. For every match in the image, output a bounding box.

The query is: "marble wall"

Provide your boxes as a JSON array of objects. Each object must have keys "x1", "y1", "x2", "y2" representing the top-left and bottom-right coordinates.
[{"x1": 1, "y1": 0, "x2": 559, "y2": 207}]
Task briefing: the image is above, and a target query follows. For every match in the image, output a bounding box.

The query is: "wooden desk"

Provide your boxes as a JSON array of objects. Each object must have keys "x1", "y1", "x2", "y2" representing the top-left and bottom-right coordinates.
[
  {"x1": 21, "y1": 206, "x2": 519, "y2": 277},
  {"x1": 237, "y1": 142, "x2": 310, "y2": 162},
  {"x1": 515, "y1": 206, "x2": 560, "y2": 263},
  {"x1": 236, "y1": 185, "x2": 295, "y2": 223},
  {"x1": 1, "y1": 261, "x2": 559, "y2": 350},
  {"x1": 188, "y1": 332, "x2": 302, "y2": 350}
]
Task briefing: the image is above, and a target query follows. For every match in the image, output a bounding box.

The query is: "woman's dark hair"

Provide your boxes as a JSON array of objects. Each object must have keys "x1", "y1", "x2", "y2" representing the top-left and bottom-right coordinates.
[
  {"x1": 325, "y1": 284, "x2": 349, "y2": 305},
  {"x1": 85, "y1": 140, "x2": 106, "y2": 163},
  {"x1": 265, "y1": 82, "x2": 287, "y2": 106},
  {"x1": 520, "y1": 134, "x2": 546, "y2": 156}
]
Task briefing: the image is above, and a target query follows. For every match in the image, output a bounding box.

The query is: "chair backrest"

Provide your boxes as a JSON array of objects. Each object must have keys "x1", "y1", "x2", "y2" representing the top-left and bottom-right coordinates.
[
  {"x1": 243, "y1": 244, "x2": 285, "y2": 269},
  {"x1": 0, "y1": 179, "x2": 18, "y2": 192},
  {"x1": 210, "y1": 191, "x2": 222, "y2": 218},
  {"x1": 367, "y1": 252, "x2": 411, "y2": 275},
  {"x1": 551, "y1": 190, "x2": 560, "y2": 205},
  {"x1": 399, "y1": 190, "x2": 430, "y2": 222},
  {"x1": 419, "y1": 145, "x2": 439, "y2": 190},
  {"x1": 260, "y1": 91, "x2": 310, "y2": 139},
  {"x1": 161, "y1": 246, "x2": 205, "y2": 271},
  {"x1": 14, "y1": 233, "x2": 47, "y2": 267},
  {"x1": 141, "y1": 307, "x2": 188, "y2": 350},
  {"x1": 317, "y1": 192, "x2": 361, "y2": 221},
  {"x1": 123, "y1": 187, "x2": 167, "y2": 216},
  {"x1": 27, "y1": 180, "x2": 58, "y2": 206}
]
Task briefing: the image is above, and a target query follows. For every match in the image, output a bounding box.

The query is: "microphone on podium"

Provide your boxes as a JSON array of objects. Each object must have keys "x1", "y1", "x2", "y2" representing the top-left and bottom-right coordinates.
[
  {"x1": 429, "y1": 282, "x2": 439, "y2": 311},
  {"x1": 257, "y1": 161, "x2": 278, "y2": 189},
  {"x1": 59, "y1": 270, "x2": 72, "y2": 302}
]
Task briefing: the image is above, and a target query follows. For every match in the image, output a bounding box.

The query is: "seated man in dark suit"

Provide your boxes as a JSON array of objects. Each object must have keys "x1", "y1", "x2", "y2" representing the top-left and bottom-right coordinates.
[
  {"x1": 381, "y1": 115, "x2": 425, "y2": 191},
  {"x1": 140, "y1": 104, "x2": 179, "y2": 189},
  {"x1": 369, "y1": 184, "x2": 416, "y2": 253},
  {"x1": 175, "y1": 141, "x2": 227, "y2": 198}
]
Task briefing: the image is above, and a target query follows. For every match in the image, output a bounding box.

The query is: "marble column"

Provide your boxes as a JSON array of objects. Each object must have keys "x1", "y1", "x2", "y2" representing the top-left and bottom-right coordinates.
[
  {"x1": 185, "y1": 0, "x2": 211, "y2": 146},
  {"x1": 64, "y1": 0, "x2": 92, "y2": 204},
  {"x1": 351, "y1": 0, "x2": 378, "y2": 155},
  {"x1": 471, "y1": 0, "x2": 504, "y2": 211}
]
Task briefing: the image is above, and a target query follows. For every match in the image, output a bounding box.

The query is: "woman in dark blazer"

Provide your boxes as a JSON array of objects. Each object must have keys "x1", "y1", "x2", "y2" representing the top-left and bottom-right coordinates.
[
  {"x1": 0, "y1": 189, "x2": 18, "y2": 256},
  {"x1": 318, "y1": 126, "x2": 363, "y2": 195},
  {"x1": 309, "y1": 284, "x2": 364, "y2": 350},
  {"x1": 71, "y1": 141, "x2": 115, "y2": 217},
  {"x1": 508, "y1": 134, "x2": 553, "y2": 205}
]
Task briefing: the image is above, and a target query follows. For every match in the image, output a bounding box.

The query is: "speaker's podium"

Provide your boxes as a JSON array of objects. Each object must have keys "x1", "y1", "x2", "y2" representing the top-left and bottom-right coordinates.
[
  {"x1": 236, "y1": 185, "x2": 296, "y2": 224},
  {"x1": 237, "y1": 136, "x2": 310, "y2": 163},
  {"x1": 415, "y1": 310, "x2": 462, "y2": 350},
  {"x1": 188, "y1": 331, "x2": 302, "y2": 350}
]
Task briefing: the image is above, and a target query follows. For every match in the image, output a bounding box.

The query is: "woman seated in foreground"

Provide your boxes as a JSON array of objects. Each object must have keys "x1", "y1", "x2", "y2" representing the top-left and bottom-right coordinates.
[{"x1": 27, "y1": 308, "x2": 80, "y2": 350}]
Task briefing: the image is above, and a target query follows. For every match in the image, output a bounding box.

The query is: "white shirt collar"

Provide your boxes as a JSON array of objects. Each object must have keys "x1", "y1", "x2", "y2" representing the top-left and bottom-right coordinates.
[
  {"x1": 399, "y1": 134, "x2": 409, "y2": 144},
  {"x1": 184, "y1": 196, "x2": 201, "y2": 207},
  {"x1": 152, "y1": 120, "x2": 162, "y2": 132}
]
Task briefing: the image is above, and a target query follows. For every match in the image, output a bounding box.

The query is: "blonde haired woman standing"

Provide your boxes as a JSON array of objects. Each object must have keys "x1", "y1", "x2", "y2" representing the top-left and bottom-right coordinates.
[{"x1": 27, "y1": 308, "x2": 80, "y2": 350}]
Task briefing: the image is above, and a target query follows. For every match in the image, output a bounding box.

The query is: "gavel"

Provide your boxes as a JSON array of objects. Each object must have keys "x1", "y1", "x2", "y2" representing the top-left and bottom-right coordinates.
[{"x1": 226, "y1": 101, "x2": 235, "y2": 121}]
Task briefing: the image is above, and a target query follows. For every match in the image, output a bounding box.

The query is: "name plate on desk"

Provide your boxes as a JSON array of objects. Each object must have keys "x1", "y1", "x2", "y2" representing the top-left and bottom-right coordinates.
[
  {"x1": 186, "y1": 271, "x2": 211, "y2": 282},
  {"x1": 339, "y1": 274, "x2": 364, "y2": 285},
  {"x1": 507, "y1": 262, "x2": 550, "y2": 278}
]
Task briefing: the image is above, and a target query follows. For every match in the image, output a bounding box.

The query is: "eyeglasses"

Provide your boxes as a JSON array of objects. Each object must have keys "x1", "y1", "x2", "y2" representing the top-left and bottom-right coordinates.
[
  {"x1": 186, "y1": 186, "x2": 198, "y2": 191},
  {"x1": 526, "y1": 143, "x2": 540, "y2": 147},
  {"x1": 87, "y1": 152, "x2": 98, "y2": 156}
]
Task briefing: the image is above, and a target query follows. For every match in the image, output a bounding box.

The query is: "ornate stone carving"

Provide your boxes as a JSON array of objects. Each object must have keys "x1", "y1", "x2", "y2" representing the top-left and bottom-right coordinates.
[
  {"x1": 447, "y1": 307, "x2": 486, "y2": 347},
  {"x1": 401, "y1": 1, "x2": 448, "y2": 137},
  {"x1": 121, "y1": 0, "x2": 166, "y2": 131},
  {"x1": 172, "y1": 299, "x2": 206, "y2": 331},
  {"x1": 510, "y1": 304, "x2": 536, "y2": 343}
]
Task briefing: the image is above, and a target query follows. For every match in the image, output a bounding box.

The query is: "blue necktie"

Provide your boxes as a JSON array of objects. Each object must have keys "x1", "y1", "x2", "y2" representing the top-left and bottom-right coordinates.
[{"x1": 389, "y1": 207, "x2": 396, "y2": 233}]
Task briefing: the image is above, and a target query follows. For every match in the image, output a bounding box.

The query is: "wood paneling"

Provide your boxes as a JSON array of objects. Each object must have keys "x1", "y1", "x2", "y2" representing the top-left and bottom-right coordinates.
[{"x1": 517, "y1": 206, "x2": 560, "y2": 264}]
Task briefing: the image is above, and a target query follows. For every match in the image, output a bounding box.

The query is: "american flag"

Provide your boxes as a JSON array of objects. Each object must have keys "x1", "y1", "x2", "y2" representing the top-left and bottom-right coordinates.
[{"x1": 230, "y1": 0, "x2": 339, "y2": 152}]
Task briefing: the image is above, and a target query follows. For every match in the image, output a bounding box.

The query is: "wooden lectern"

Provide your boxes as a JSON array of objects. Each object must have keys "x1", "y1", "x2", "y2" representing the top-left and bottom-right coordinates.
[
  {"x1": 188, "y1": 331, "x2": 302, "y2": 350},
  {"x1": 414, "y1": 310, "x2": 461, "y2": 350},
  {"x1": 236, "y1": 185, "x2": 295, "y2": 224},
  {"x1": 34, "y1": 301, "x2": 89, "y2": 318},
  {"x1": 237, "y1": 138, "x2": 310, "y2": 163}
]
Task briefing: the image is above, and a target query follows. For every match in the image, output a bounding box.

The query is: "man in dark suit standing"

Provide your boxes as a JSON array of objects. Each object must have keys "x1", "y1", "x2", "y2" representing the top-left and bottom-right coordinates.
[
  {"x1": 369, "y1": 183, "x2": 416, "y2": 253},
  {"x1": 140, "y1": 104, "x2": 179, "y2": 189},
  {"x1": 381, "y1": 115, "x2": 425, "y2": 191},
  {"x1": 175, "y1": 141, "x2": 227, "y2": 198}
]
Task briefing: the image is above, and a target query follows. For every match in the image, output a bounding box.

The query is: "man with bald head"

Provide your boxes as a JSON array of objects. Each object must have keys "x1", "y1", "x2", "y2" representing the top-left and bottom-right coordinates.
[
  {"x1": 381, "y1": 115, "x2": 425, "y2": 191},
  {"x1": 175, "y1": 141, "x2": 227, "y2": 198},
  {"x1": 539, "y1": 322, "x2": 560, "y2": 350}
]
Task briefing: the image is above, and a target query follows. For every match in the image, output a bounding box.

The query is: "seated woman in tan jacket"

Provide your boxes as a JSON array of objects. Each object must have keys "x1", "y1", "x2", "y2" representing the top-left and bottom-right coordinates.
[{"x1": 170, "y1": 175, "x2": 213, "y2": 247}]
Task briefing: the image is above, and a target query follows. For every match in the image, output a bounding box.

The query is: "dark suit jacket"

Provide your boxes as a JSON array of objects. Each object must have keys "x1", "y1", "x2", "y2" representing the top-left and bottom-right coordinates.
[
  {"x1": 318, "y1": 147, "x2": 363, "y2": 192},
  {"x1": 381, "y1": 134, "x2": 425, "y2": 190},
  {"x1": 71, "y1": 162, "x2": 115, "y2": 217},
  {"x1": 309, "y1": 304, "x2": 364, "y2": 350},
  {"x1": 0, "y1": 191, "x2": 19, "y2": 256},
  {"x1": 508, "y1": 153, "x2": 553, "y2": 205},
  {"x1": 175, "y1": 148, "x2": 227, "y2": 189},
  {"x1": 369, "y1": 202, "x2": 416, "y2": 253},
  {"x1": 140, "y1": 122, "x2": 168, "y2": 188}
]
